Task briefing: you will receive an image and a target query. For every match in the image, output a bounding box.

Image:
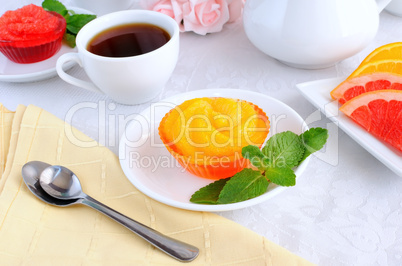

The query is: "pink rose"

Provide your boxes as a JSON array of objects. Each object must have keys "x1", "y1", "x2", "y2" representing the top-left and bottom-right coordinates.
[
  {"x1": 151, "y1": 0, "x2": 175, "y2": 17},
  {"x1": 182, "y1": 0, "x2": 230, "y2": 35},
  {"x1": 145, "y1": 0, "x2": 186, "y2": 31},
  {"x1": 227, "y1": 0, "x2": 244, "y2": 22},
  {"x1": 142, "y1": 0, "x2": 245, "y2": 35}
]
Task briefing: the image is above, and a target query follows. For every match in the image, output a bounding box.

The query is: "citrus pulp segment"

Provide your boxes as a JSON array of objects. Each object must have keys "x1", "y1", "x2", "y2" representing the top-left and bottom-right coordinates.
[
  {"x1": 331, "y1": 72, "x2": 402, "y2": 104},
  {"x1": 340, "y1": 90, "x2": 402, "y2": 152}
]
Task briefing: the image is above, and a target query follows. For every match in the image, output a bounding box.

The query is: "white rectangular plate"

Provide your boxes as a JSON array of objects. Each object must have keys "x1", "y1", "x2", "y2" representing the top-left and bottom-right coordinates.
[{"x1": 296, "y1": 77, "x2": 402, "y2": 177}]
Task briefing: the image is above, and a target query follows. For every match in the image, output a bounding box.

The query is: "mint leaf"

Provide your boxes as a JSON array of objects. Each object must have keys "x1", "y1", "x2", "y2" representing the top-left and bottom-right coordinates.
[
  {"x1": 42, "y1": 0, "x2": 97, "y2": 48},
  {"x1": 265, "y1": 167, "x2": 296, "y2": 186},
  {"x1": 262, "y1": 131, "x2": 304, "y2": 168},
  {"x1": 63, "y1": 33, "x2": 76, "y2": 48},
  {"x1": 242, "y1": 145, "x2": 270, "y2": 170},
  {"x1": 299, "y1": 128, "x2": 329, "y2": 163},
  {"x1": 66, "y1": 14, "x2": 97, "y2": 35},
  {"x1": 42, "y1": 0, "x2": 68, "y2": 16},
  {"x1": 217, "y1": 168, "x2": 268, "y2": 204},
  {"x1": 190, "y1": 178, "x2": 230, "y2": 204}
]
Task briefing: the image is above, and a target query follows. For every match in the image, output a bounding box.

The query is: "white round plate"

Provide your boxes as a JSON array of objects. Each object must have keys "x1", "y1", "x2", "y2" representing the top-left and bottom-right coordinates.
[
  {"x1": 119, "y1": 89, "x2": 310, "y2": 212},
  {"x1": 0, "y1": 7, "x2": 91, "y2": 83}
]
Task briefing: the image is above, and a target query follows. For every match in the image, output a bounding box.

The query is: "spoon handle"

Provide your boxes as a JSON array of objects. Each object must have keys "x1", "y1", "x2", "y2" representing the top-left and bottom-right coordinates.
[{"x1": 80, "y1": 195, "x2": 199, "y2": 262}]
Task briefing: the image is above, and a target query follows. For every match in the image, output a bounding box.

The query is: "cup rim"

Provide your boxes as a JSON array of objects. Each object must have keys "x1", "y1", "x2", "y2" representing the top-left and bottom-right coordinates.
[{"x1": 76, "y1": 9, "x2": 179, "y2": 61}]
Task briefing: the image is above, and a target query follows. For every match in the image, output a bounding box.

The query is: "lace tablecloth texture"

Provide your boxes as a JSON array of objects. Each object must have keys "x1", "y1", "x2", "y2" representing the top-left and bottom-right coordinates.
[{"x1": 1, "y1": 1, "x2": 402, "y2": 265}]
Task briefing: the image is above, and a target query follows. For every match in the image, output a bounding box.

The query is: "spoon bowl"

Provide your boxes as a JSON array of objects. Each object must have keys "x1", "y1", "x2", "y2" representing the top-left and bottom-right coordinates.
[
  {"x1": 40, "y1": 165, "x2": 84, "y2": 199},
  {"x1": 21, "y1": 161, "x2": 78, "y2": 207}
]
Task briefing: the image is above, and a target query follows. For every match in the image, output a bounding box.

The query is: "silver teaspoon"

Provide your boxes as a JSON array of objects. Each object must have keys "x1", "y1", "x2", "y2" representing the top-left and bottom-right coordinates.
[
  {"x1": 36, "y1": 164, "x2": 198, "y2": 262},
  {"x1": 22, "y1": 161, "x2": 78, "y2": 207}
]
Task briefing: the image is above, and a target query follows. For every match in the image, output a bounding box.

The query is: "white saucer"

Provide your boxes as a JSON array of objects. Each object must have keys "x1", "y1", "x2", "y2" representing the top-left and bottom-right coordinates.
[
  {"x1": 0, "y1": 7, "x2": 92, "y2": 83},
  {"x1": 0, "y1": 45, "x2": 76, "y2": 83},
  {"x1": 119, "y1": 89, "x2": 310, "y2": 212}
]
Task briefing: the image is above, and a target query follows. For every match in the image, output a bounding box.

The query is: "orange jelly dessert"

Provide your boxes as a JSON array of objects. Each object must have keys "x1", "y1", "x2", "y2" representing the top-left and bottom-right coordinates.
[
  {"x1": 159, "y1": 97, "x2": 270, "y2": 179},
  {"x1": 0, "y1": 4, "x2": 66, "y2": 63}
]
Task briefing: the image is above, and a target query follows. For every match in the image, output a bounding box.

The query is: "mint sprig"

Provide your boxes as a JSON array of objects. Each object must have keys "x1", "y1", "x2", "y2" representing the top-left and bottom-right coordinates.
[
  {"x1": 190, "y1": 178, "x2": 230, "y2": 204},
  {"x1": 218, "y1": 169, "x2": 268, "y2": 204},
  {"x1": 42, "y1": 0, "x2": 96, "y2": 48},
  {"x1": 42, "y1": 0, "x2": 67, "y2": 16},
  {"x1": 300, "y1": 127, "x2": 328, "y2": 162},
  {"x1": 262, "y1": 131, "x2": 305, "y2": 168},
  {"x1": 190, "y1": 127, "x2": 328, "y2": 204}
]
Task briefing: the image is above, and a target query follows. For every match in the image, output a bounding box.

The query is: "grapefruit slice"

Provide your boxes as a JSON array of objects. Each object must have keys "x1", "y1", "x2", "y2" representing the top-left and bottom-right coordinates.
[
  {"x1": 340, "y1": 90, "x2": 402, "y2": 152},
  {"x1": 331, "y1": 72, "x2": 402, "y2": 104}
]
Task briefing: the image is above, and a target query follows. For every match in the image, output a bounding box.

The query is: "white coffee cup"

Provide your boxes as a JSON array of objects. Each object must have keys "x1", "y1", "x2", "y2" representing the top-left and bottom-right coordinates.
[
  {"x1": 56, "y1": 10, "x2": 179, "y2": 105},
  {"x1": 385, "y1": 0, "x2": 402, "y2": 16},
  {"x1": 70, "y1": 0, "x2": 134, "y2": 16}
]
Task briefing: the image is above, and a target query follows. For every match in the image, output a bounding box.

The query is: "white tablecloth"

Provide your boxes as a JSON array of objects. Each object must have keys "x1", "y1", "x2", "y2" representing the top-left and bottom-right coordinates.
[{"x1": 1, "y1": 1, "x2": 402, "y2": 265}]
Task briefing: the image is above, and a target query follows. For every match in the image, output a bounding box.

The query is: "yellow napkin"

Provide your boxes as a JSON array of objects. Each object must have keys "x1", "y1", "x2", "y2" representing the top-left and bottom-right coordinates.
[
  {"x1": 0, "y1": 104, "x2": 15, "y2": 179},
  {"x1": 0, "y1": 104, "x2": 313, "y2": 265}
]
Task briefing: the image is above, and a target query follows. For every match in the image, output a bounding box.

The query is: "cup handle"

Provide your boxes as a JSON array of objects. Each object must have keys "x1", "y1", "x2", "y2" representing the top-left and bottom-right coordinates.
[{"x1": 56, "y1": 53, "x2": 103, "y2": 94}]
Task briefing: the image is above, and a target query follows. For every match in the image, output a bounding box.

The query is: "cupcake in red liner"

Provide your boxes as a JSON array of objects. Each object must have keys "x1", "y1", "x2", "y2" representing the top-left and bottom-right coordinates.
[
  {"x1": 159, "y1": 97, "x2": 270, "y2": 180},
  {"x1": 0, "y1": 4, "x2": 66, "y2": 64}
]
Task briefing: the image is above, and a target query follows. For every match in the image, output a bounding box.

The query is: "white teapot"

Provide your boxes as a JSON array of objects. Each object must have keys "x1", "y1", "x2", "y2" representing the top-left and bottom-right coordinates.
[
  {"x1": 385, "y1": 0, "x2": 402, "y2": 17},
  {"x1": 243, "y1": 0, "x2": 392, "y2": 69}
]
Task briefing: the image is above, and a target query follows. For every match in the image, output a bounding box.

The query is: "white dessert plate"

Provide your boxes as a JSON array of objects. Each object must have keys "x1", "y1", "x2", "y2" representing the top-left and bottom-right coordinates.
[
  {"x1": 296, "y1": 77, "x2": 402, "y2": 177},
  {"x1": 119, "y1": 89, "x2": 310, "y2": 212},
  {"x1": 0, "y1": 7, "x2": 91, "y2": 83}
]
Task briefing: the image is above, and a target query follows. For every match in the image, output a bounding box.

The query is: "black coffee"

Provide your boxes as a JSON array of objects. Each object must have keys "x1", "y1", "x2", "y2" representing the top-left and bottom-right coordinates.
[{"x1": 87, "y1": 23, "x2": 170, "y2": 57}]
